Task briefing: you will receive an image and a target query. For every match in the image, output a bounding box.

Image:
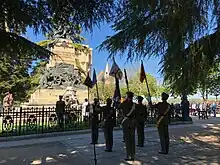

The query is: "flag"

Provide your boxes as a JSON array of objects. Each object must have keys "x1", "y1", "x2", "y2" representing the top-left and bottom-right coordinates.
[
  {"x1": 83, "y1": 72, "x2": 93, "y2": 88},
  {"x1": 109, "y1": 59, "x2": 123, "y2": 80},
  {"x1": 124, "y1": 69, "x2": 129, "y2": 87},
  {"x1": 92, "y1": 69, "x2": 97, "y2": 88},
  {"x1": 140, "y1": 61, "x2": 146, "y2": 83},
  {"x1": 113, "y1": 77, "x2": 121, "y2": 101}
]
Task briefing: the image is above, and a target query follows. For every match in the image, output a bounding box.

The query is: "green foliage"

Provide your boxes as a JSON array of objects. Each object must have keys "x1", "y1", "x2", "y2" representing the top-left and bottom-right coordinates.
[
  {"x1": 90, "y1": 72, "x2": 160, "y2": 101},
  {"x1": 0, "y1": 54, "x2": 32, "y2": 103},
  {"x1": 127, "y1": 73, "x2": 158, "y2": 97},
  {"x1": 0, "y1": 0, "x2": 115, "y2": 103},
  {"x1": 100, "y1": 0, "x2": 220, "y2": 96},
  {"x1": 0, "y1": 0, "x2": 114, "y2": 55},
  {"x1": 29, "y1": 61, "x2": 47, "y2": 90}
]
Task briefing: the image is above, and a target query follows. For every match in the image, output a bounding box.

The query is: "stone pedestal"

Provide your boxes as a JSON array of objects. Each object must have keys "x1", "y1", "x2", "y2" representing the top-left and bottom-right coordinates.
[
  {"x1": 28, "y1": 88, "x2": 88, "y2": 105},
  {"x1": 27, "y1": 39, "x2": 92, "y2": 105}
]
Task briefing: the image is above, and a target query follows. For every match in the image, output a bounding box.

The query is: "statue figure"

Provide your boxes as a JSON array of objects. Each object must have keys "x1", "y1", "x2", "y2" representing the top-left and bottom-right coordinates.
[
  {"x1": 181, "y1": 94, "x2": 192, "y2": 121},
  {"x1": 38, "y1": 63, "x2": 84, "y2": 89}
]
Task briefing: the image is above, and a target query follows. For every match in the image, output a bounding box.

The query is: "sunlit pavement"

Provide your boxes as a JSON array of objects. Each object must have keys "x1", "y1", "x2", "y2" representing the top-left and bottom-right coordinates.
[{"x1": 0, "y1": 116, "x2": 219, "y2": 165}]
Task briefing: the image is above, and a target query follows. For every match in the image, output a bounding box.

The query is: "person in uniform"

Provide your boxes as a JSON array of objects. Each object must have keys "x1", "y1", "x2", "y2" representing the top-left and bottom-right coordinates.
[
  {"x1": 55, "y1": 95, "x2": 65, "y2": 129},
  {"x1": 151, "y1": 92, "x2": 170, "y2": 154},
  {"x1": 90, "y1": 98, "x2": 101, "y2": 144},
  {"x1": 120, "y1": 92, "x2": 136, "y2": 161},
  {"x1": 135, "y1": 96, "x2": 147, "y2": 147},
  {"x1": 101, "y1": 98, "x2": 116, "y2": 152}
]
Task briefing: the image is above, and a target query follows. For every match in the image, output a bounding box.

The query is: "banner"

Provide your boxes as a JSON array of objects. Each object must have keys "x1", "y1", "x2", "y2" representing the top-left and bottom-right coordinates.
[
  {"x1": 92, "y1": 69, "x2": 97, "y2": 88},
  {"x1": 109, "y1": 59, "x2": 123, "y2": 80},
  {"x1": 140, "y1": 61, "x2": 146, "y2": 83},
  {"x1": 83, "y1": 72, "x2": 93, "y2": 88}
]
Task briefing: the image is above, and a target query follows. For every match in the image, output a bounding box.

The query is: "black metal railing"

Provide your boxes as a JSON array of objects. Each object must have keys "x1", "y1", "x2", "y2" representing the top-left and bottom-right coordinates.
[{"x1": 0, "y1": 106, "x2": 182, "y2": 137}]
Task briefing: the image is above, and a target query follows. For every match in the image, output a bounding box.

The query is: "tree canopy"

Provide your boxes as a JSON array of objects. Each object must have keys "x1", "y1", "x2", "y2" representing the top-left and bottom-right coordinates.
[
  {"x1": 0, "y1": 0, "x2": 115, "y2": 103},
  {"x1": 91, "y1": 72, "x2": 160, "y2": 101},
  {"x1": 0, "y1": 0, "x2": 115, "y2": 57},
  {"x1": 99, "y1": 0, "x2": 220, "y2": 96}
]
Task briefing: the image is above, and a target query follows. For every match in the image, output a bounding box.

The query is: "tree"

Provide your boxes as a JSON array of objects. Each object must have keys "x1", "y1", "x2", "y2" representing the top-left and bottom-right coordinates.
[
  {"x1": 90, "y1": 72, "x2": 159, "y2": 101},
  {"x1": 0, "y1": 0, "x2": 115, "y2": 56},
  {"x1": 90, "y1": 83, "x2": 115, "y2": 101},
  {"x1": 0, "y1": 53, "x2": 32, "y2": 103},
  {"x1": 127, "y1": 73, "x2": 158, "y2": 97},
  {"x1": 100, "y1": 1, "x2": 218, "y2": 91},
  {"x1": 1, "y1": 0, "x2": 114, "y2": 102},
  {"x1": 99, "y1": 0, "x2": 220, "y2": 120}
]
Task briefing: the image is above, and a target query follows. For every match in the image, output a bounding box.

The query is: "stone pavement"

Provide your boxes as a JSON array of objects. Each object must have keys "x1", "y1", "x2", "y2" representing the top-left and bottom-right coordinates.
[{"x1": 0, "y1": 116, "x2": 219, "y2": 165}]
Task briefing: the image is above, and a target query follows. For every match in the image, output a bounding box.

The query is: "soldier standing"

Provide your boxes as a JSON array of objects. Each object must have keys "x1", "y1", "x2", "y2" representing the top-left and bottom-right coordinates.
[
  {"x1": 101, "y1": 98, "x2": 116, "y2": 152},
  {"x1": 55, "y1": 95, "x2": 65, "y2": 129},
  {"x1": 151, "y1": 92, "x2": 170, "y2": 154},
  {"x1": 136, "y1": 96, "x2": 147, "y2": 147},
  {"x1": 90, "y1": 98, "x2": 101, "y2": 144},
  {"x1": 120, "y1": 92, "x2": 136, "y2": 161}
]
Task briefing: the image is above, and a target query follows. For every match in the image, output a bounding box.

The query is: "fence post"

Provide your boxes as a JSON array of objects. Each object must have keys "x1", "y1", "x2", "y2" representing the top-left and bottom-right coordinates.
[
  {"x1": 42, "y1": 106, "x2": 44, "y2": 134},
  {"x1": 18, "y1": 107, "x2": 22, "y2": 135}
]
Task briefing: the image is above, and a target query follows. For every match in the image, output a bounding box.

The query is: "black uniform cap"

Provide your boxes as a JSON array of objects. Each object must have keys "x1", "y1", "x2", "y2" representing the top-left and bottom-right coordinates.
[
  {"x1": 137, "y1": 96, "x2": 144, "y2": 102},
  {"x1": 94, "y1": 98, "x2": 99, "y2": 102},
  {"x1": 161, "y1": 92, "x2": 169, "y2": 100},
  {"x1": 126, "y1": 92, "x2": 134, "y2": 98}
]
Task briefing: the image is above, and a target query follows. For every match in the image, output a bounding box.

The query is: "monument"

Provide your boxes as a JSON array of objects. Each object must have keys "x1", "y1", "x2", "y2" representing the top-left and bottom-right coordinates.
[{"x1": 27, "y1": 35, "x2": 92, "y2": 105}]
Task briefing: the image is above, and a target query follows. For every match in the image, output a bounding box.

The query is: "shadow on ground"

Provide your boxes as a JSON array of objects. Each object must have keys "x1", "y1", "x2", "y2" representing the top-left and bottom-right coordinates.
[{"x1": 0, "y1": 122, "x2": 219, "y2": 165}]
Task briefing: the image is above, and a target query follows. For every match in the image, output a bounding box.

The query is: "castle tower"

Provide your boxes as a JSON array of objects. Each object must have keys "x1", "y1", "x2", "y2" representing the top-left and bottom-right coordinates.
[{"x1": 104, "y1": 62, "x2": 109, "y2": 79}]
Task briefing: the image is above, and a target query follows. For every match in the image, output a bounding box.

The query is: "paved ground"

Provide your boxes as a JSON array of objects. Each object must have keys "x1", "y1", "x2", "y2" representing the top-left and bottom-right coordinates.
[{"x1": 0, "y1": 115, "x2": 219, "y2": 165}]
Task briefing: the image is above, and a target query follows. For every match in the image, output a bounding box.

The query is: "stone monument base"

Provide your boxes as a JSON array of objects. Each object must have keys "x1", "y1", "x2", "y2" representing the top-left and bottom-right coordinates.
[{"x1": 27, "y1": 88, "x2": 88, "y2": 105}]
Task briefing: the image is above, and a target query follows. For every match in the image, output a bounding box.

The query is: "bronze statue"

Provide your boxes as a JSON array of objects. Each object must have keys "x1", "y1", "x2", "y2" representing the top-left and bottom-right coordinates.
[{"x1": 39, "y1": 63, "x2": 84, "y2": 89}]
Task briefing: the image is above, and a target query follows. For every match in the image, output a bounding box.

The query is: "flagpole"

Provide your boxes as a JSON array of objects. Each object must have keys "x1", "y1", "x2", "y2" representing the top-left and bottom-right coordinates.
[
  {"x1": 144, "y1": 76, "x2": 151, "y2": 99},
  {"x1": 95, "y1": 83, "x2": 100, "y2": 100},
  {"x1": 140, "y1": 60, "x2": 151, "y2": 101},
  {"x1": 92, "y1": 69, "x2": 98, "y2": 165},
  {"x1": 124, "y1": 69, "x2": 129, "y2": 92}
]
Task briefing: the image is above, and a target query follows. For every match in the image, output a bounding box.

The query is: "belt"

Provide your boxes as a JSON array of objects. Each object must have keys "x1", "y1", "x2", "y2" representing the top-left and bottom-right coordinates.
[{"x1": 125, "y1": 115, "x2": 134, "y2": 119}]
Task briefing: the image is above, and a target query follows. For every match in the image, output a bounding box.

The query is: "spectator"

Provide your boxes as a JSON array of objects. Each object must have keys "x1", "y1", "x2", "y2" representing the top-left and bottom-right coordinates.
[
  {"x1": 55, "y1": 95, "x2": 65, "y2": 129},
  {"x1": 3, "y1": 89, "x2": 14, "y2": 112},
  {"x1": 82, "y1": 98, "x2": 89, "y2": 121},
  {"x1": 211, "y1": 102, "x2": 217, "y2": 117}
]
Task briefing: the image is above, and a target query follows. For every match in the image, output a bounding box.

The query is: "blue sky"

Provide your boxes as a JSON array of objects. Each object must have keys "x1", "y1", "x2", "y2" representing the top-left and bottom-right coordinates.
[{"x1": 25, "y1": 23, "x2": 163, "y2": 81}]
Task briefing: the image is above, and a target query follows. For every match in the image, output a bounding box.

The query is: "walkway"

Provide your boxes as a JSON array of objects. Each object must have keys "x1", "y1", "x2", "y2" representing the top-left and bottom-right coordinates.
[{"x1": 0, "y1": 116, "x2": 219, "y2": 165}]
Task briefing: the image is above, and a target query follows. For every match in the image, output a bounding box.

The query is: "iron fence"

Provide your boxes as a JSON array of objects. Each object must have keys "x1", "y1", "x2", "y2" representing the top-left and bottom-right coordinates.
[{"x1": 0, "y1": 106, "x2": 182, "y2": 137}]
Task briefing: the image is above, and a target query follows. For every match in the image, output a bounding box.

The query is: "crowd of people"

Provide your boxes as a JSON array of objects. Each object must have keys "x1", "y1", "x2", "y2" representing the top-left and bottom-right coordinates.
[{"x1": 190, "y1": 102, "x2": 219, "y2": 117}]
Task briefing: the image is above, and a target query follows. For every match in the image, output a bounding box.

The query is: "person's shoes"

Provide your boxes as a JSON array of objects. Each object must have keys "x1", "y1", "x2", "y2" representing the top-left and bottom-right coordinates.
[
  {"x1": 124, "y1": 158, "x2": 134, "y2": 161},
  {"x1": 105, "y1": 149, "x2": 112, "y2": 152},
  {"x1": 158, "y1": 151, "x2": 168, "y2": 155},
  {"x1": 90, "y1": 142, "x2": 98, "y2": 144},
  {"x1": 137, "y1": 145, "x2": 144, "y2": 147}
]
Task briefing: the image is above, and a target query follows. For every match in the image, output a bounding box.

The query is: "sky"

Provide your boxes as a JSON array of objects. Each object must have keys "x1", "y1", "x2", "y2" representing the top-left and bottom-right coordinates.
[{"x1": 25, "y1": 23, "x2": 163, "y2": 82}]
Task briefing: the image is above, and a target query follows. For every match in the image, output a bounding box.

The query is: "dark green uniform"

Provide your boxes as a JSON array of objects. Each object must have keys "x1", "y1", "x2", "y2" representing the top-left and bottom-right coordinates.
[
  {"x1": 91, "y1": 103, "x2": 101, "y2": 144},
  {"x1": 135, "y1": 103, "x2": 147, "y2": 147},
  {"x1": 120, "y1": 100, "x2": 136, "y2": 160},
  {"x1": 155, "y1": 101, "x2": 170, "y2": 154},
  {"x1": 101, "y1": 105, "x2": 116, "y2": 151},
  {"x1": 55, "y1": 98, "x2": 65, "y2": 129}
]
